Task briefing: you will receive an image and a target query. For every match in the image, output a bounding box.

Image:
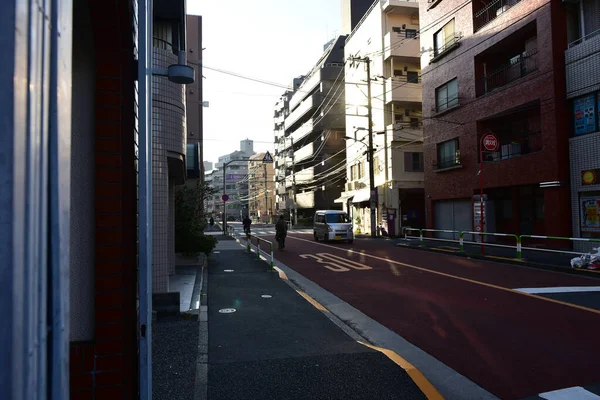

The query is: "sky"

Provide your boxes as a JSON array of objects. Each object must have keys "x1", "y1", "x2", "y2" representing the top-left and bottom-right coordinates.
[{"x1": 187, "y1": 0, "x2": 342, "y2": 165}]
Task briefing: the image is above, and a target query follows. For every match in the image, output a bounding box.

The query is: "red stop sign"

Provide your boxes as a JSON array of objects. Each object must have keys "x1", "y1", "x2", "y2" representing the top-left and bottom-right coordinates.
[{"x1": 482, "y1": 133, "x2": 499, "y2": 151}]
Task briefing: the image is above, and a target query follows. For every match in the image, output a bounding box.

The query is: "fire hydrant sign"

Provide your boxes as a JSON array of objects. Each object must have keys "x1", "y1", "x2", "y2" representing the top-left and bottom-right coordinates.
[{"x1": 482, "y1": 133, "x2": 499, "y2": 151}]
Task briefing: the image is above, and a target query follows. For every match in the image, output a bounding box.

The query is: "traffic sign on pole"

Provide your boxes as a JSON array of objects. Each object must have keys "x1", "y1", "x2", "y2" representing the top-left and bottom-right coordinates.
[
  {"x1": 222, "y1": 194, "x2": 229, "y2": 202},
  {"x1": 262, "y1": 151, "x2": 274, "y2": 163},
  {"x1": 482, "y1": 132, "x2": 499, "y2": 151}
]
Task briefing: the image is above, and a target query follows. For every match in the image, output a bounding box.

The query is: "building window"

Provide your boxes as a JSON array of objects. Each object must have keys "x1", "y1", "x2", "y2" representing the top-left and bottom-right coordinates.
[
  {"x1": 437, "y1": 139, "x2": 460, "y2": 169},
  {"x1": 407, "y1": 71, "x2": 419, "y2": 83},
  {"x1": 433, "y1": 19, "x2": 457, "y2": 57},
  {"x1": 436, "y1": 78, "x2": 459, "y2": 112},
  {"x1": 404, "y1": 152, "x2": 424, "y2": 172},
  {"x1": 394, "y1": 69, "x2": 403, "y2": 77}
]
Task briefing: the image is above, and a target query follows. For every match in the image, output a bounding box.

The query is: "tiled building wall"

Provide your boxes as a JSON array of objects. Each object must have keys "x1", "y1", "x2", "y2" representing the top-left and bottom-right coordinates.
[
  {"x1": 569, "y1": 133, "x2": 600, "y2": 252},
  {"x1": 151, "y1": 47, "x2": 186, "y2": 293}
]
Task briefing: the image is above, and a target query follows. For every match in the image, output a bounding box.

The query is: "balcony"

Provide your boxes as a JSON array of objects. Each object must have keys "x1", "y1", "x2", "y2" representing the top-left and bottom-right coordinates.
[
  {"x1": 386, "y1": 119, "x2": 423, "y2": 142},
  {"x1": 285, "y1": 93, "x2": 320, "y2": 132},
  {"x1": 290, "y1": 119, "x2": 315, "y2": 144},
  {"x1": 475, "y1": 50, "x2": 537, "y2": 97},
  {"x1": 289, "y1": 64, "x2": 343, "y2": 111},
  {"x1": 382, "y1": 0, "x2": 418, "y2": 14},
  {"x1": 473, "y1": 0, "x2": 524, "y2": 33},
  {"x1": 566, "y1": 30, "x2": 600, "y2": 98},
  {"x1": 294, "y1": 142, "x2": 316, "y2": 163},
  {"x1": 384, "y1": 30, "x2": 420, "y2": 60},
  {"x1": 385, "y1": 76, "x2": 422, "y2": 105}
]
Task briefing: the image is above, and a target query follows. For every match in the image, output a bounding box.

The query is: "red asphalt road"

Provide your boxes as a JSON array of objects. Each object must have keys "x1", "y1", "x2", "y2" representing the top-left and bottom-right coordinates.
[{"x1": 259, "y1": 233, "x2": 600, "y2": 400}]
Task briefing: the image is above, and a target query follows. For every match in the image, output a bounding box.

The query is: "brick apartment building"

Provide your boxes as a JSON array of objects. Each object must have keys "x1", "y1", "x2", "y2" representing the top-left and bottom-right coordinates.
[{"x1": 419, "y1": 0, "x2": 571, "y2": 239}]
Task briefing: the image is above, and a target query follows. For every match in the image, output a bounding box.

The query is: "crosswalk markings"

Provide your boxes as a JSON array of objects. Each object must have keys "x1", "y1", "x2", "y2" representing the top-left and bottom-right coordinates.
[{"x1": 539, "y1": 386, "x2": 600, "y2": 399}]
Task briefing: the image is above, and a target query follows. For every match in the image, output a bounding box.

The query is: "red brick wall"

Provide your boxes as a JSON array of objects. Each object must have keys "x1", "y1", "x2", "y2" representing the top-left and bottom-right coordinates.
[
  {"x1": 420, "y1": 0, "x2": 570, "y2": 236},
  {"x1": 70, "y1": 0, "x2": 138, "y2": 398}
]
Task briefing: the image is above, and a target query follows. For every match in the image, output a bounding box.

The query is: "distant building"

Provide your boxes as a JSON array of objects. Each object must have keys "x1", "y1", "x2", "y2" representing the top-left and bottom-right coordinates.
[
  {"x1": 341, "y1": 0, "x2": 375, "y2": 34},
  {"x1": 208, "y1": 140, "x2": 256, "y2": 220},
  {"x1": 248, "y1": 153, "x2": 276, "y2": 223},
  {"x1": 274, "y1": 36, "x2": 348, "y2": 224},
  {"x1": 204, "y1": 161, "x2": 213, "y2": 171}
]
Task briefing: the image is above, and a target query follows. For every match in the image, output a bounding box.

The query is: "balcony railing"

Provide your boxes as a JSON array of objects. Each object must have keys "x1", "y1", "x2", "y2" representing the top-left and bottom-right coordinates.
[
  {"x1": 476, "y1": 50, "x2": 538, "y2": 97},
  {"x1": 473, "y1": 0, "x2": 524, "y2": 32},
  {"x1": 498, "y1": 131, "x2": 542, "y2": 160}
]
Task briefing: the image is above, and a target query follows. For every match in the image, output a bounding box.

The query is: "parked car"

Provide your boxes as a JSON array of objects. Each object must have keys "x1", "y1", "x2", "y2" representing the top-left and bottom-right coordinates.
[{"x1": 313, "y1": 210, "x2": 353, "y2": 243}]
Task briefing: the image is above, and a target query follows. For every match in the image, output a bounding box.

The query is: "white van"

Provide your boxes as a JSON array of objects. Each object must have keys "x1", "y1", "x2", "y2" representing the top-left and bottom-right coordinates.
[{"x1": 313, "y1": 210, "x2": 354, "y2": 243}]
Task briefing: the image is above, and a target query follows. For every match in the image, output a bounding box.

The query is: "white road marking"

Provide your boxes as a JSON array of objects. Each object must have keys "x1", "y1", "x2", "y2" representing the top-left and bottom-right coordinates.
[
  {"x1": 514, "y1": 286, "x2": 600, "y2": 294},
  {"x1": 539, "y1": 387, "x2": 600, "y2": 400}
]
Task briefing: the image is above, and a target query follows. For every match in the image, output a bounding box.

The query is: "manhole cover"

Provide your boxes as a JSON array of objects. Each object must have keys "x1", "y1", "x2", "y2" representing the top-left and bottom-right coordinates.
[
  {"x1": 224, "y1": 269, "x2": 234, "y2": 272},
  {"x1": 219, "y1": 308, "x2": 236, "y2": 314},
  {"x1": 261, "y1": 295, "x2": 272, "y2": 298}
]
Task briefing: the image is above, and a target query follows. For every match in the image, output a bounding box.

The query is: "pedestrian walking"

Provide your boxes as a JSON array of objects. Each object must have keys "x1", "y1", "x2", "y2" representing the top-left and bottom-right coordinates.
[{"x1": 275, "y1": 215, "x2": 287, "y2": 250}]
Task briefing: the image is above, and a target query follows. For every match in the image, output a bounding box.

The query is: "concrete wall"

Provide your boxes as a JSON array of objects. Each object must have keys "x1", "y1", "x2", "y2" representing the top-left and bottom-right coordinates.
[{"x1": 69, "y1": 0, "x2": 95, "y2": 341}]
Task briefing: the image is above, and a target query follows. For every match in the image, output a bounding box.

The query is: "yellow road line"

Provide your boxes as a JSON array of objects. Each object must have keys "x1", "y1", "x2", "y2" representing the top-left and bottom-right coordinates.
[
  {"x1": 273, "y1": 266, "x2": 289, "y2": 281},
  {"x1": 295, "y1": 290, "x2": 329, "y2": 312},
  {"x1": 487, "y1": 255, "x2": 524, "y2": 262},
  {"x1": 431, "y1": 247, "x2": 456, "y2": 253},
  {"x1": 288, "y1": 236, "x2": 600, "y2": 316},
  {"x1": 359, "y1": 342, "x2": 444, "y2": 400}
]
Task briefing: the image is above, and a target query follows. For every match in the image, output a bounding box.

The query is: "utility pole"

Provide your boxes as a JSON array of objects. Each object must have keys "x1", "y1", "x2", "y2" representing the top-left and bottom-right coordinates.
[
  {"x1": 350, "y1": 55, "x2": 377, "y2": 237},
  {"x1": 291, "y1": 137, "x2": 297, "y2": 226},
  {"x1": 264, "y1": 163, "x2": 268, "y2": 223}
]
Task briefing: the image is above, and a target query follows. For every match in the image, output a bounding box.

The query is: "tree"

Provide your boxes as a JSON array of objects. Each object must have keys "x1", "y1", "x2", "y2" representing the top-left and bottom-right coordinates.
[{"x1": 175, "y1": 179, "x2": 218, "y2": 256}]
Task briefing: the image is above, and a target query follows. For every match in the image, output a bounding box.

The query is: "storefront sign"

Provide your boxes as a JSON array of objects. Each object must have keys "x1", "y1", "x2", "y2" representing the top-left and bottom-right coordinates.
[
  {"x1": 582, "y1": 169, "x2": 600, "y2": 186},
  {"x1": 574, "y1": 94, "x2": 596, "y2": 135},
  {"x1": 581, "y1": 196, "x2": 600, "y2": 233}
]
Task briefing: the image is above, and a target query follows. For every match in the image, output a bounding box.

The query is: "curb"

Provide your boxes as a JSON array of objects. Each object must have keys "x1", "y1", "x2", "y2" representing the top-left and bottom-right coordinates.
[
  {"x1": 273, "y1": 266, "x2": 444, "y2": 400},
  {"x1": 397, "y1": 243, "x2": 600, "y2": 279},
  {"x1": 193, "y1": 256, "x2": 209, "y2": 400}
]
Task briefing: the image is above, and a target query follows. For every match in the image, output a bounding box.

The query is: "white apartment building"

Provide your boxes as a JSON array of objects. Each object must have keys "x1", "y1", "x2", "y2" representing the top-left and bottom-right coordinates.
[{"x1": 339, "y1": 0, "x2": 424, "y2": 236}]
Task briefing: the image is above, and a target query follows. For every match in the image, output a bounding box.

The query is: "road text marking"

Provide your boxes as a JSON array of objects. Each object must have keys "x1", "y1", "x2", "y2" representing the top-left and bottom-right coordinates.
[
  {"x1": 287, "y1": 236, "x2": 600, "y2": 316},
  {"x1": 515, "y1": 286, "x2": 600, "y2": 294}
]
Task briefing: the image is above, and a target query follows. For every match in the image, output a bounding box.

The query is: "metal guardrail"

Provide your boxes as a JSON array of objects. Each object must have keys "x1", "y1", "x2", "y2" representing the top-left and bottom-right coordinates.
[
  {"x1": 227, "y1": 226, "x2": 274, "y2": 270},
  {"x1": 402, "y1": 227, "x2": 600, "y2": 262}
]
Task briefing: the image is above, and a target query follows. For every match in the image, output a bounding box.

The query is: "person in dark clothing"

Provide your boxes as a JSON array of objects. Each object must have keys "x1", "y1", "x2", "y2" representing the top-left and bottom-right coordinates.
[
  {"x1": 275, "y1": 215, "x2": 287, "y2": 250},
  {"x1": 209, "y1": 217, "x2": 214, "y2": 228},
  {"x1": 243, "y1": 216, "x2": 252, "y2": 235}
]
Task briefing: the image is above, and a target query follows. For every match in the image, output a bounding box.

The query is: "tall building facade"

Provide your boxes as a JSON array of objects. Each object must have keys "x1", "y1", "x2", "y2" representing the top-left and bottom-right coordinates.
[
  {"x1": 565, "y1": 0, "x2": 600, "y2": 249},
  {"x1": 419, "y1": 0, "x2": 570, "y2": 239},
  {"x1": 275, "y1": 36, "x2": 348, "y2": 224},
  {"x1": 339, "y1": 0, "x2": 424, "y2": 236},
  {"x1": 152, "y1": 14, "x2": 189, "y2": 293},
  {"x1": 248, "y1": 153, "x2": 276, "y2": 223},
  {"x1": 341, "y1": 0, "x2": 377, "y2": 34}
]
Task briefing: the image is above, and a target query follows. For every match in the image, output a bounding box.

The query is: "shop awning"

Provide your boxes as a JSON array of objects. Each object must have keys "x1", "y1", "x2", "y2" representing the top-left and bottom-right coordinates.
[
  {"x1": 351, "y1": 189, "x2": 371, "y2": 203},
  {"x1": 334, "y1": 194, "x2": 352, "y2": 204}
]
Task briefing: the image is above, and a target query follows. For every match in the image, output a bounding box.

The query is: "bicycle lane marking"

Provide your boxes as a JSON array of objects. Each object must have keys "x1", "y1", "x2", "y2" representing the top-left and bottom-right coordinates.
[{"x1": 287, "y1": 235, "x2": 600, "y2": 316}]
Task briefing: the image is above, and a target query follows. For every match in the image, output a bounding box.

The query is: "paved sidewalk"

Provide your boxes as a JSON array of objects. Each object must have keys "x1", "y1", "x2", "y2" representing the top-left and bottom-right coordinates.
[{"x1": 207, "y1": 235, "x2": 430, "y2": 400}]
